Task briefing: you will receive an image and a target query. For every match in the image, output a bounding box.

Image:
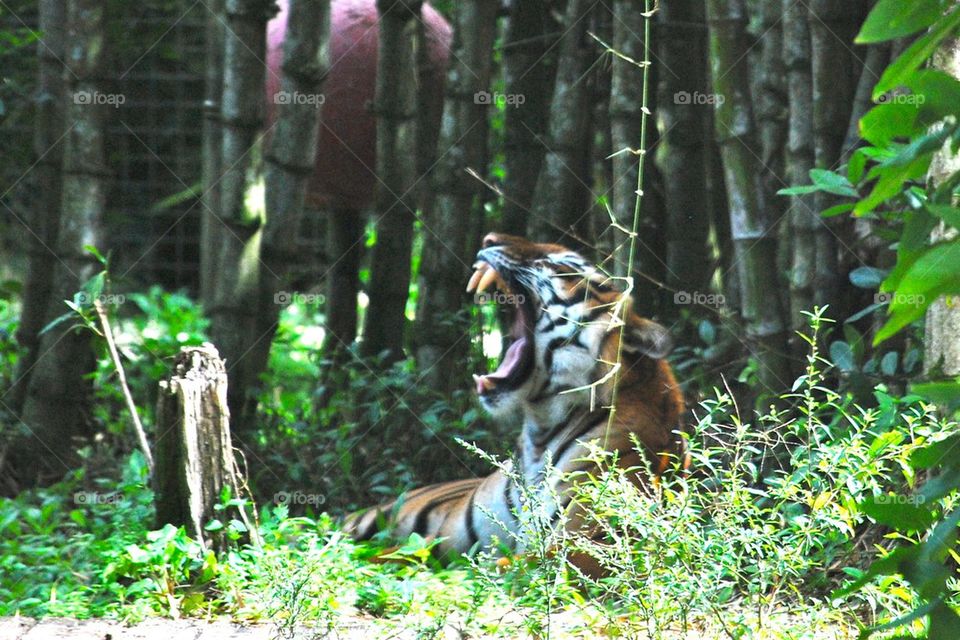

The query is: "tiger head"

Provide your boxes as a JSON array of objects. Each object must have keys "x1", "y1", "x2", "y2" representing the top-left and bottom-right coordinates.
[{"x1": 466, "y1": 232, "x2": 675, "y2": 422}]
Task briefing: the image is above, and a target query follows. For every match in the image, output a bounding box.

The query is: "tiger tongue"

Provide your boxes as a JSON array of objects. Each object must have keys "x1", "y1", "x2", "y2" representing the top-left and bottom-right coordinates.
[{"x1": 474, "y1": 336, "x2": 529, "y2": 395}]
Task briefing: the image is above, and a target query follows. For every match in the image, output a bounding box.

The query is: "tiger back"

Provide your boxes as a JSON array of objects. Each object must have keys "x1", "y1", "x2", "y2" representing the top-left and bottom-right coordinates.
[{"x1": 342, "y1": 233, "x2": 685, "y2": 559}]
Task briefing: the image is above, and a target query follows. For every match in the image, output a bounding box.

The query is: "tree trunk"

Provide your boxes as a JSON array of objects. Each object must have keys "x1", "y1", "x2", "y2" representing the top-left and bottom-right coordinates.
[
  {"x1": 10, "y1": 0, "x2": 67, "y2": 411},
  {"x1": 360, "y1": 0, "x2": 422, "y2": 360},
  {"x1": 528, "y1": 0, "x2": 592, "y2": 248},
  {"x1": 708, "y1": 138, "x2": 739, "y2": 312},
  {"x1": 200, "y1": 0, "x2": 225, "y2": 306},
  {"x1": 589, "y1": 7, "x2": 613, "y2": 263},
  {"x1": 16, "y1": 0, "x2": 108, "y2": 487},
  {"x1": 207, "y1": 0, "x2": 276, "y2": 428},
  {"x1": 322, "y1": 209, "x2": 363, "y2": 353},
  {"x1": 413, "y1": 0, "x2": 497, "y2": 388},
  {"x1": 925, "y1": 36, "x2": 960, "y2": 378},
  {"x1": 657, "y1": 1, "x2": 711, "y2": 316},
  {"x1": 754, "y1": 0, "x2": 788, "y2": 314},
  {"x1": 843, "y1": 44, "x2": 890, "y2": 164},
  {"x1": 783, "y1": 0, "x2": 816, "y2": 339},
  {"x1": 808, "y1": 0, "x2": 862, "y2": 310},
  {"x1": 154, "y1": 345, "x2": 254, "y2": 553},
  {"x1": 501, "y1": 0, "x2": 551, "y2": 237},
  {"x1": 707, "y1": 0, "x2": 791, "y2": 397},
  {"x1": 846, "y1": 44, "x2": 891, "y2": 283},
  {"x1": 243, "y1": 0, "x2": 330, "y2": 419}
]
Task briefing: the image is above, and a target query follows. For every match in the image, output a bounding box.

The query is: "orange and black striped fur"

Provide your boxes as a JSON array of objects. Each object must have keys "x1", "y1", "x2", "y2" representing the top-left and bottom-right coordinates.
[{"x1": 342, "y1": 233, "x2": 685, "y2": 559}]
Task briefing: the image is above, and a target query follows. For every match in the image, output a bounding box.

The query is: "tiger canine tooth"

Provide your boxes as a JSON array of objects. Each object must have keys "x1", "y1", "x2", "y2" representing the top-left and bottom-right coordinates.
[
  {"x1": 473, "y1": 374, "x2": 495, "y2": 394},
  {"x1": 477, "y1": 268, "x2": 498, "y2": 293},
  {"x1": 466, "y1": 267, "x2": 485, "y2": 293}
]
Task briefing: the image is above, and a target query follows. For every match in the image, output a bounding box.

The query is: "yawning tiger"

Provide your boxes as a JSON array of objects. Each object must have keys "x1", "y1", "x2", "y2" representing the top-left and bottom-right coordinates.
[{"x1": 343, "y1": 233, "x2": 685, "y2": 559}]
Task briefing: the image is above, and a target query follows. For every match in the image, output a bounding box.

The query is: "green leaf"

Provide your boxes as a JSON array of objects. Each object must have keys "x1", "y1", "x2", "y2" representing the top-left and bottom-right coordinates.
[
  {"x1": 821, "y1": 202, "x2": 855, "y2": 218},
  {"x1": 884, "y1": 208, "x2": 937, "y2": 292},
  {"x1": 125, "y1": 544, "x2": 149, "y2": 564},
  {"x1": 919, "y1": 505, "x2": 960, "y2": 567},
  {"x1": 880, "y1": 351, "x2": 899, "y2": 376},
  {"x1": 910, "y1": 380, "x2": 960, "y2": 411},
  {"x1": 848, "y1": 149, "x2": 869, "y2": 184},
  {"x1": 875, "y1": 240, "x2": 960, "y2": 343},
  {"x1": 856, "y1": 149, "x2": 934, "y2": 216},
  {"x1": 866, "y1": 597, "x2": 944, "y2": 636},
  {"x1": 918, "y1": 468, "x2": 960, "y2": 504},
  {"x1": 84, "y1": 245, "x2": 107, "y2": 265},
  {"x1": 830, "y1": 341, "x2": 856, "y2": 372},
  {"x1": 928, "y1": 601, "x2": 960, "y2": 640},
  {"x1": 777, "y1": 184, "x2": 820, "y2": 196},
  {"x1": 833, "y1": 546, "x2": 919, "y2": 597},
  {"x1": 849, "y1": 266, "x2": 887, "y2": 289},
  {"x1": 912, "y1": 431, "x2": 960, "y2": 469},
  {"x1": 698, "y1": 320, "x2": 716, "y2": 345},
  {"x1": 903, "y1": 69, "x2": 960, "y2": 125},
  {"x1": 809, "y1": 168, "x2": 859, "y2": 197},
  {"x1": 39, "y1": 310, "x2": 75, "y2": 336},
  {"x1": 925, "y1": 203, "x2": 960, "y2": 230},
  {"x1": 860, "y1": 495, "x2": 936, "y2": 532},
  {"x1": 856, "y1": 0, "x2": 944, "y2": 43},
  {"x1": 874, "y1": 6, "x2": 960, "y2": 97},
  {"x1": 932, "y1": 167, "x2": 960, "y2": 204},
  {"x1": 845, "y1": 301, "x2": 885, "y2": 324},
  {"x1": 860, "y1": 103, "x2": 921, "y2": 146},
  {"x1": 150, "y1": 181, "x2": 202, "y2": 213}
]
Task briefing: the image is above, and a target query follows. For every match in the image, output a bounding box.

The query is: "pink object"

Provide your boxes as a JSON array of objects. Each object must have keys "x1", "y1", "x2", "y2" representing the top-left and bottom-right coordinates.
[{"x1": 266, "y1": 0, "x2": 452, "y2": 211}]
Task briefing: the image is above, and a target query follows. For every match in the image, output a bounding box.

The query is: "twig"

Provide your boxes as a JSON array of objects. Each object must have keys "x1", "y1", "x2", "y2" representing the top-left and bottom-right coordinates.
[
  {"x1": 93, "y1": 299, "x2": 154, "y2": 475},
  {"x1": 605, "y1": 0, "x2": 657, "y2": 442}
]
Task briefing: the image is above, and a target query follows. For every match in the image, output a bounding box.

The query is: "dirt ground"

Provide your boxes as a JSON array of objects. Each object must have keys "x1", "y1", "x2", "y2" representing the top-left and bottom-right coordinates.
[
  {"x1": 0, "y1": 616, "x2": 375, "y2": 640},
  {"x1": 0, "y1": 613, "x2": 857, "y2": 639}
]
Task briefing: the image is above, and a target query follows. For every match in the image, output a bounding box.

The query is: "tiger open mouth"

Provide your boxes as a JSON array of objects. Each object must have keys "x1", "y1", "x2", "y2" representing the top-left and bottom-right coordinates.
[{"x1": 466, "y1": 261, "x2": 535, "y2": 397}]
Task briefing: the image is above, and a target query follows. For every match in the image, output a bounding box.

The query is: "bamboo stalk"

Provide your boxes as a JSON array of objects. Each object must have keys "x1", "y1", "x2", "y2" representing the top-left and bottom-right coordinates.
[{"x1": 707, "y1": 0, "x2": 791, "y2": 397}]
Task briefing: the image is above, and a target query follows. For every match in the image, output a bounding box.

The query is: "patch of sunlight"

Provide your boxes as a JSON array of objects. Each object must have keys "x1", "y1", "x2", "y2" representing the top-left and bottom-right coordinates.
[
  {"x1": 298, "y1": 325, "x2": 325, "y2": 349},
  {"x1": 141, "y1": 324, "x2": 161, "y2": 341},
  {"x1": 245, "y1": 177, "x2": 265, "y2": 219},
  {"x1": 483, "y1": 327, "x2": 503, "y2": 360}
]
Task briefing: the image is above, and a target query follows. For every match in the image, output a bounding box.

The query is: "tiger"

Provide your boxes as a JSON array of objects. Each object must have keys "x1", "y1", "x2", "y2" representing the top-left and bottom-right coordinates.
[{"x1": 342, "y1": 232, "x2": 685, "y2": 564}]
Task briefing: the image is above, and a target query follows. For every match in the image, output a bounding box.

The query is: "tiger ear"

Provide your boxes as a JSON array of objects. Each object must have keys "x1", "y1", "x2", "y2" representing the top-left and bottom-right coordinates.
[{"x1": 623, "y1": 315, "x2": 673, "y2": 360}]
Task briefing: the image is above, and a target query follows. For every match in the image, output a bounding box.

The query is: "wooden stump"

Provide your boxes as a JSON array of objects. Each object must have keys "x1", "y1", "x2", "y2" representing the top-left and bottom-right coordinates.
[{"x1": 154, "y1": 343, "x2": 252, "y2": 552}]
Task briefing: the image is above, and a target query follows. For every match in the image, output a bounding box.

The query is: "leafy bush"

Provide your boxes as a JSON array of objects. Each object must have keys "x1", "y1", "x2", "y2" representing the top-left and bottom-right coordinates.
[
  {"x1": 563, "y1": 311, "x2": 958, "y2": 637},
  {"x1": 780, "y1": 1, "x2": 960, "y2": 633},
  {"x1": 4, "y1": 307, "x2": 954, "y2": 638},
  {"x1": 0, "y1": 452, "x2": 154, "y2": 618},
  {"x1": 0, "y1": 285, "x2": 19, "y2": 389},
  {"x1": 250, "y1": 300, "x2": 506, "y2": 513}
]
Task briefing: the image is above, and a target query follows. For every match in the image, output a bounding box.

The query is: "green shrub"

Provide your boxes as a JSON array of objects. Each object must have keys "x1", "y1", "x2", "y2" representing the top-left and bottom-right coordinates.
[{"x1": 563, "y1": 312, "x2": 956, "y2": 637}]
